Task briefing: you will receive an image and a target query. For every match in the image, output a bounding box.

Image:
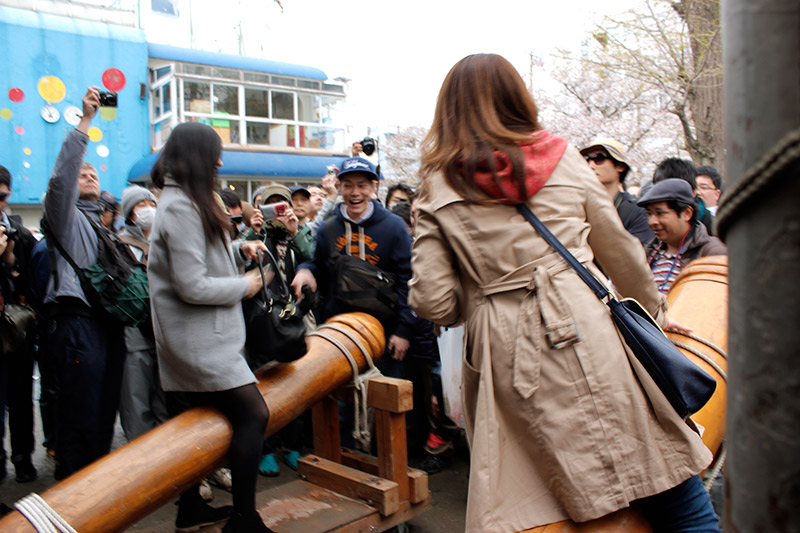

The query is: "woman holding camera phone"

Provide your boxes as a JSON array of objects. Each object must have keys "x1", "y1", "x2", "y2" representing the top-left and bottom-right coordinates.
[
  {"x1": 148, "y1": 122, "x2": 275, "y2": 533},
  {"x1": 408, "y1": 54, "x2": 718, "y2": 532}
]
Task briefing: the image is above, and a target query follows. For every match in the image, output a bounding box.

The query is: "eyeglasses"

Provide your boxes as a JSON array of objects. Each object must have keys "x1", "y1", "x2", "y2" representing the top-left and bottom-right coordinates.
[
  {"x1": 584, "y1": 153, "x2": 611, "y2": 165},
  {"x1": 0, "y1": 192, "x2": 10, "y2": 201}
]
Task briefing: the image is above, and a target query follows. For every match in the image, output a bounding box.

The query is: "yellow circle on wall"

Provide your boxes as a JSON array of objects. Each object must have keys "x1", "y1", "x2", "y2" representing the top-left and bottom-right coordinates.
[
  {"x1": 38, "y1": 76, "x2": 67, "y2": 103},
  {"x1": 88, "y1": 127, "x2": 103, "y2": 142},
  {"x1": 99, "y1": 107, "x2": 117, "y2": 121},
  {"x1": 0, "y1": 108, "x2": 12, "y2": 120},
  {"x1": 24, "y1": 148, "x2": 32, "y2": 155}
]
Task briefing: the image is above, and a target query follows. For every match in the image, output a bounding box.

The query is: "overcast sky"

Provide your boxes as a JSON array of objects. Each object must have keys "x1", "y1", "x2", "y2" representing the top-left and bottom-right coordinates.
[{"x1": 144, "y1": 0, "x2": 641, "y2": 135}]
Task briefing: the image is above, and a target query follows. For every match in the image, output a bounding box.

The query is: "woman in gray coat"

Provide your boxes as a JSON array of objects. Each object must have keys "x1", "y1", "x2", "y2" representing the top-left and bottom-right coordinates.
[{"x1": 149, "y1": 122, "x2": 273, "y2": 533}]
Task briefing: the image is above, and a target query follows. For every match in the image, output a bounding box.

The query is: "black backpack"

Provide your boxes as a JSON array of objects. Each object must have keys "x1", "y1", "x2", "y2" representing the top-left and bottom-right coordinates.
[
  {"x1": 326, "y1": 222, "x2": 398, "y2": 326},
  {"x1": 43, "y1": 214, "x2": 150, "y2": 327}
]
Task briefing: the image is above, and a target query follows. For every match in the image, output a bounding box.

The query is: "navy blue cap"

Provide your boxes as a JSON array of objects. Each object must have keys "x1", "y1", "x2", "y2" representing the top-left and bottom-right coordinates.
[
  {"x1": 337, "y1": 157, "x2": 379, "y2": 181},
  {"x1": 637, "y1": 178, "x2": 695, "y2": 207},
  {"x1": 290, "y1": 185, "x2": 310, "y2": 198}
]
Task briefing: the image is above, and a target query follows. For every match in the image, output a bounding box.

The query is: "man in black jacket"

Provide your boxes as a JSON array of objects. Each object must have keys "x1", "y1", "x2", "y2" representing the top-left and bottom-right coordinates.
[
  {"x1": 0, "y1": 164, "x2": 39, "y2": 482},
  {"x1": 580, "y1": 137, "x2": 653, "y2": 245}
]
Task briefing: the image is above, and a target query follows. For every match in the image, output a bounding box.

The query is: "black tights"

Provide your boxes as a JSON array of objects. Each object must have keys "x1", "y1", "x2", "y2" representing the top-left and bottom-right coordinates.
[{"x1": 172, "y1": 384, "x2": 269, "y2": 515}]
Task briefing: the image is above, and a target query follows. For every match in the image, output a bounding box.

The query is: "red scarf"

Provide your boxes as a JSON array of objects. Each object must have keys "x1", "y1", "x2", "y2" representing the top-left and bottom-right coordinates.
[{"x1": 472, "y1": 131, "x2": 568, "y2": 204}]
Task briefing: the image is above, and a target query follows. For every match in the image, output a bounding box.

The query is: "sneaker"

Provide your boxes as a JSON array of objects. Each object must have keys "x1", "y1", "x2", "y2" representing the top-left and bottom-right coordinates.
[
  {"x1": 222, "y1": 511, "x2": 276, "y2": 533},
  {"x1": 259, "y1": 454, "x2": 280, "y2": 477},
  {"x1": 175, "y1": 500, "x2": 233, "y2": 532},
  {"x1": 208, "y1": 467, "x2": 233, "y2": 492},
  {"x1": 424, "y1": 432, "x2": 453, "y2": 455},
  {"x1": 198, "y1": 479, "x2": 213, "y2": 501},
  {"x1": 281, "y1": 450, "x2": 302, "y2": 471}
]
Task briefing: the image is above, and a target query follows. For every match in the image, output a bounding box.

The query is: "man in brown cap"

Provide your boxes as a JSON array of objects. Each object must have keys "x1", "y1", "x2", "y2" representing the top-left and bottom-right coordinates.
[{"x1": 580, "y1": 137, "x2": 653, "y2": 245}]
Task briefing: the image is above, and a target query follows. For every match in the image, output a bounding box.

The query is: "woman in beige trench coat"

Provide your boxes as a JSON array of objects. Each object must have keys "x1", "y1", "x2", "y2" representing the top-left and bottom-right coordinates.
[{"x1": 408, "y1": 54, "x2": 719, "y2": 533}]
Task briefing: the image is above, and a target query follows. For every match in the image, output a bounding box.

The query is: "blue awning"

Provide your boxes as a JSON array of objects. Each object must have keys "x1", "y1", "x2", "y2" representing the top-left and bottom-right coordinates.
[
  {"x1": 128, "y1": 149, "x2": 348, "y2": 183},
  {"x1": 148, "y1": 43, "x2": 328, "y2": 81}
]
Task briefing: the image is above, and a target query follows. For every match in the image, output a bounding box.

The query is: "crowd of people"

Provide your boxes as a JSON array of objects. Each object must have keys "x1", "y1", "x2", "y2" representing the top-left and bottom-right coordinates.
[{"x1": 0, "y1": 55, "x2": 729, "y2": 532}]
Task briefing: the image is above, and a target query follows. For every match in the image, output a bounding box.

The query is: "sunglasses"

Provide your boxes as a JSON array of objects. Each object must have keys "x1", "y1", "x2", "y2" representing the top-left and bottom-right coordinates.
[
  {"x1": 584, "y1": 153, "x2": 611, "y2": 165},
  {"x1": 0, "y1": 192, "x2": 9, "y2": 201}
]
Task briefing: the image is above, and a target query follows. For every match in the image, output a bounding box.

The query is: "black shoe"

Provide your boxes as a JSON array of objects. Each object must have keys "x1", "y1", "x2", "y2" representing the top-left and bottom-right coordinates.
[
  {"x1": 222, "y1": 511, "x2": 276, "y2": 533},
  {"x1": 175, "y1": 500, "x2": 233, "y2": 532},
  {"x1": 0, "y1": 503, "x2": 12, "y2": 518},
  {"x1": 13, "y1": 458, "x2": 38, "y2": 483},
  {"x1": 417, "y1": 455, "x2": 445, "y2": 475}
]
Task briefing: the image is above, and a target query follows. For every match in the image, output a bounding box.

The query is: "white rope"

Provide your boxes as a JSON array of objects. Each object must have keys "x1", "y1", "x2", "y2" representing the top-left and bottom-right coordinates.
[
  {"x1": 14, "y1": 493, "x2": 77, "y2": 533},
  {"x1": 309, "y1": 323, "x2": 382, "y2": 450},
  {"x1": 703, "y1": 442, "x2": 727, "y2": 491}
]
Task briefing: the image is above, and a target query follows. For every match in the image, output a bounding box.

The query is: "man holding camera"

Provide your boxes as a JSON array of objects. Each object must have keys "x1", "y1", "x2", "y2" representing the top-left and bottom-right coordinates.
[
  {"x1": 0, "y1": 164, "x2": 39, "y2": 483},
  {"x1": 42, "y1": 87, "x2": 127, "y2": 477}
]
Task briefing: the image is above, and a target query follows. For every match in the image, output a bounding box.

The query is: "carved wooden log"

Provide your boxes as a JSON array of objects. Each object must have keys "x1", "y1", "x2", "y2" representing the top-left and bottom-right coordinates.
[
  {"x1": 0, "y1": 313, "x2": 385, "y2": 533},
  {"x1": 520, "y1": 256, "x2": 729, "y2": 533}
]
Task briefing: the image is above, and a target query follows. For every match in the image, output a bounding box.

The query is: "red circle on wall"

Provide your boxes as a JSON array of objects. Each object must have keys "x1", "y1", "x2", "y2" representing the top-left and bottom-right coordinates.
[
  {"x1": 8, "y1": 88, "x2": 24, "y2": 103},
  {"x1": 15, "y1": 126, "x2": 24, "y2": 135},
  {"x1": 102, "y1": 68, "x2": 126, "y2": 92},
  {"x1": 100, "y1": 165, "x2": 107, "y2": 172}
]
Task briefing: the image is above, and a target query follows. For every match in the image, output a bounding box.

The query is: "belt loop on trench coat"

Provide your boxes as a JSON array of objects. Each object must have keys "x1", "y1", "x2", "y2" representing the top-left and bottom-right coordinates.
[
  {"x1": 533, "y1": 265, "x2": 581, "y2": 352},
  {"x1": 477, "y1": 260, "x2": 581, "y2": 400}
]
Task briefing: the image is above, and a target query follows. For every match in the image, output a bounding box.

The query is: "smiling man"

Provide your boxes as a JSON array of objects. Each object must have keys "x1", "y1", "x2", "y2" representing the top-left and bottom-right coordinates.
[
  {"x1": 637, "y1": 178, "x2": 727, "y2": 293},
  {"x1": 292, "y1": 157, "x2": 413, "y2": 373}
]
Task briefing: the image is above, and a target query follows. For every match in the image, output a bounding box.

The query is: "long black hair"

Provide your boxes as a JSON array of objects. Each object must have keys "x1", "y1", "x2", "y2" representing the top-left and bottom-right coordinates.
[{"x1": 151, "y1": 122, "x2": 229, "y2": 243}]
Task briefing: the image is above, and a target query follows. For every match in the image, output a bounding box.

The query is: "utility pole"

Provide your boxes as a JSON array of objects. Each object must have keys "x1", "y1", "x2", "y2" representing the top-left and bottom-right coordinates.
[{"x1": 721, "y1": 0, "x2": 800, "y2": 529}]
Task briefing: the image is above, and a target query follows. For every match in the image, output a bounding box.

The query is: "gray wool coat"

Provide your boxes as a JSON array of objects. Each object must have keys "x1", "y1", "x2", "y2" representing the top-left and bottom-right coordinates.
[{"x1": 148, "y1": 179, "x2": 255, "y2": 392}]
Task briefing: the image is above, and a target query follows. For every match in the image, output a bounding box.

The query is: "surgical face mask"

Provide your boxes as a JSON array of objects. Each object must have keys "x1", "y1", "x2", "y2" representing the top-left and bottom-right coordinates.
[{"x1": 134, "y1": 205, "x2": 156, "y2": 231}]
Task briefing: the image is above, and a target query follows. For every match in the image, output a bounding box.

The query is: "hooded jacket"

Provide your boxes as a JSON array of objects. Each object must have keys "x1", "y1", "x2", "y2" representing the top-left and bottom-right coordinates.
[{"x1": 298, "y1": 199, "x2": 414, "y2": 340}]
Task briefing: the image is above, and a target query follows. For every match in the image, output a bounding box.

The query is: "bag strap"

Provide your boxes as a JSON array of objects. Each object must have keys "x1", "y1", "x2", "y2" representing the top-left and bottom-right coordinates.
[
  {"x1": 515, "y1": 204, "x2": 612, "y2": 303},
  {"x1": 41, "y1": 215, "x2": 90, "y2": 293},
  {"x1": 256, "y1": 247, "x2": 291, "y2": 299}
]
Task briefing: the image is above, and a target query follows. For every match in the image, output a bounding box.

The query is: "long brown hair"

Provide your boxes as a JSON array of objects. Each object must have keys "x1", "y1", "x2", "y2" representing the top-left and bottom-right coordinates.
[
  {"x1": 151, "y1": 122, "x2": 230, "y2": 243},
  {"x1": 419, "y1": 54, "x2": 542, "y2": 202}
]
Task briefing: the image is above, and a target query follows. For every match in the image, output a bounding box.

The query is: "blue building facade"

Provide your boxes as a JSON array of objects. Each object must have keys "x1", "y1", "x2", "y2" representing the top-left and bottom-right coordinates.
[{"x1": 1, "y1": 5, "x2": 348, "y2": 223}]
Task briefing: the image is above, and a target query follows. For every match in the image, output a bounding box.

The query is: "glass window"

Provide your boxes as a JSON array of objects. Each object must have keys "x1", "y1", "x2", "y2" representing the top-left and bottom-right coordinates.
[
  {"x1": 210, "y1": 67, "x2": 240, "y2": 80},
  {"x1": 183, "y1": 64, "x2": 211, "y2": 76},
  {"x1": 184, "y1": 80, "x2": 210, "y2": 113},
  {"x1": 163, "y1": 85, "x2": 172, "y2": 114},
  {"x1": 246, "y1": 121, "x2": 271, "y2": 145},
  {"x1": 272, "y1": 91, "x2": 294, "y2": 120},
  {"x1": 243, "y1": 72, "x2": 271, "y2": 84},
  {"x1": 297, "y1": 80, "x2": 320, "y2": 90},
  {"x1": 224, "y1": 180, "x2": 249, "y2": 200},
  {"x1": 272, "y1": 76, "x2": 296, "y2": 87},
  {"x1": 297, "y1": 93, "x2": 321, "y2": 123},
  {"x1": 213, "y1": 84, "x2": 239, "y2": 115},
  {"x1": 322, "y1": 83, "x2": 346, "y2": 94},
  {"x1": 245, "y1": 88, "x2": 270, "y2": 117}
]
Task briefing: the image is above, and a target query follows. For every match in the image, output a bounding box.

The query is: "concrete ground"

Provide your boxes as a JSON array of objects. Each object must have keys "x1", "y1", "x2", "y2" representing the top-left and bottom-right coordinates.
[{"x1": 0, "y1": 378, "x2": 469, "y2": 532}]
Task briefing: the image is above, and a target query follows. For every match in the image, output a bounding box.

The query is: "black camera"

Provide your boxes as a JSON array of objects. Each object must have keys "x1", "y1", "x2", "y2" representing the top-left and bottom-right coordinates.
[
  {"x1": 360, "y1": 137, "x2": 377, "y2": 156},
  {"x1": 0, "y1": 221, "x2": 18, "y2": 241},
  {"x1": 98, "y1": 91, "x2": 118, "y2": 107}
]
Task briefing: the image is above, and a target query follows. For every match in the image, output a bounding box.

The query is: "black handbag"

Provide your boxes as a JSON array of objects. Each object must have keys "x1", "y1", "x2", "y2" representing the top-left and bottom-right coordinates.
[
  {"x1": 516, "y1": 204, "x2": 716, "y2": 418},
  {"x1": 243, "y1": 249, "x2": 311, "y2": 369}
]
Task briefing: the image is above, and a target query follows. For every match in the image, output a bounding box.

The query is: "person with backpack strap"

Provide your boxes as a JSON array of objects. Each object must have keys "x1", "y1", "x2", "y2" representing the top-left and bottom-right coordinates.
[{"x1": 41, "y1": 87, "x2": 130, "y2": 478}]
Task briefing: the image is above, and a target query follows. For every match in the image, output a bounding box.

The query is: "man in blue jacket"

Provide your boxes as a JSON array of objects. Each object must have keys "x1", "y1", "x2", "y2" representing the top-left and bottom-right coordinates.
[{"x1": 292, "y1": 157, "x2": 413, "y2": 370}]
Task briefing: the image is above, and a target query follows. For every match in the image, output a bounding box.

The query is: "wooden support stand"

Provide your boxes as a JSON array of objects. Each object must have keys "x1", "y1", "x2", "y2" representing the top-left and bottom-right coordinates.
[{"x1": 258, "y1": 376, "x2": 431, "y2": 532}]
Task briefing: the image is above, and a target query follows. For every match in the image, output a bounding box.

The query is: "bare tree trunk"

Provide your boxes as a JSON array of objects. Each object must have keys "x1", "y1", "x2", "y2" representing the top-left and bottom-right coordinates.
[{"x1": 675, "y1": 0, "x2": 724, "y2": 173}]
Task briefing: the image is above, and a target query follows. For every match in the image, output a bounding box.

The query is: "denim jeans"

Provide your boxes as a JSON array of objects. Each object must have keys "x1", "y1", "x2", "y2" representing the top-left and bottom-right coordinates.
[{"x1": 637, "y1": 475, "x2": 721, "y2": 532}]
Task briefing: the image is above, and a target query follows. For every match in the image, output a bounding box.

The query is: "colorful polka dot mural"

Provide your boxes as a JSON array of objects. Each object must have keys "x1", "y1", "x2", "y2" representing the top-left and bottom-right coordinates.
[
  {"x1": 23, "y1": 148, "x2": 31, "y2": 155},
  {"x1": 8, "y1": 88, "x2": 24, "y2": 103},
  {"x1": 102, "y1": 68, "x2": 126, "y2": 92},
  {"x1": 38, "y1": 76, "x2": 67, "y2": 103},
  {"x1": 97, "y1": 145, "x2": 110, "y2": 157},
  {"x1": 100, "y1": 165, "x2": 107, "y2": 172},
  {"x1": 99, "y1": 107, "x2": 118, "y2": 121},
  {"x1": 0, "y1": 108, "x2": 12, "y2": 120},
  {"x1": 88, "y1": 127, "x2": 103, "y2": 142},
  {"x1": 15, "y1": 126, "x2": 24, "y2": 135}
]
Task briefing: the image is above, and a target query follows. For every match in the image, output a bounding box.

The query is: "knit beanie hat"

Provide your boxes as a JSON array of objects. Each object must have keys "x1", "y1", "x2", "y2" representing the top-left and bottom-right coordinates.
[{"x1": 121, "y1": 185, "x2": 157, "y2": 219}]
